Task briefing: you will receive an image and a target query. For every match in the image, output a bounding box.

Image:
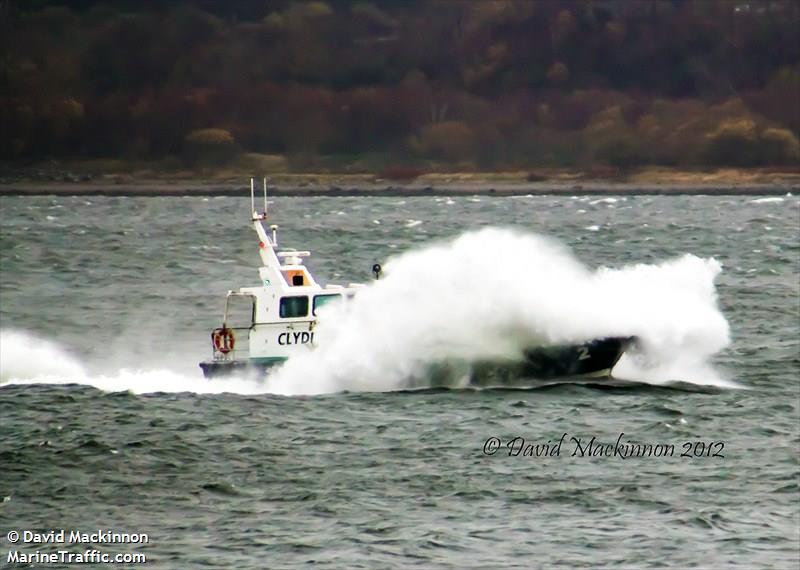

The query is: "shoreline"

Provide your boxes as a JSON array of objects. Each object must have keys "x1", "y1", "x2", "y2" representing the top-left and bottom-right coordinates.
[
  {"x1": 1, "y1": 181, "x2": 797, "y2": 197},
  {"x1": 1, "y1": 168, "x2": 798, "y2": 196}
]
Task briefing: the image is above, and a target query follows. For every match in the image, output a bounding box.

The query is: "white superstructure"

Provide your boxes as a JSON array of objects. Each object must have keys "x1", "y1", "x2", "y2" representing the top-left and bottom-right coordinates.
[{"x1": 203, "y1": 179, "x2": 364, "y2": 373}]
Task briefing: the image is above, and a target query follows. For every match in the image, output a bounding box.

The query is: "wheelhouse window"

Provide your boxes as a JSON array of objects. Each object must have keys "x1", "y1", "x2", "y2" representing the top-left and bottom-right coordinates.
[
  {"x1": 279, "y1": 296, "x2": 309, "y2": 318},
  {"x1": 313, "y1": 294, "x2": 342, "y2": 316},
  {"x1": 283, "y1": 269, "x2": 309, "y2": 287}
]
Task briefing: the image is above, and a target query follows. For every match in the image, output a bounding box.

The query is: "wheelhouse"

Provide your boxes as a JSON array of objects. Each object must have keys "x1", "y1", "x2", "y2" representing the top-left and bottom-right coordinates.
[{"x1": 206, "y1": 178, "x2": 364, "y2": 368}]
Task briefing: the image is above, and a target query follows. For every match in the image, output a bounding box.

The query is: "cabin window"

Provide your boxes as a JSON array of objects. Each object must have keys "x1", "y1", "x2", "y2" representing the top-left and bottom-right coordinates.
[
  {"x1": 313, "y1": 294, "x2": 342, "y2": 316},
  {"x1": 279, "y1": 296, "x2": 309, "y2": 318},
  {"x1": 283, "y1": 269, "x2": 308, "y2": 286}
]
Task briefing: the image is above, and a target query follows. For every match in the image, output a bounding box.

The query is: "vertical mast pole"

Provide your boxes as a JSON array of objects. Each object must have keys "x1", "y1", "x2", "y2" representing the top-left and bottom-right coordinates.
[
  {"x1": 250, "y1": 178, "x2": 255, "y2": 217},
  {"x1": 263, "y1": 177, "x2": 268, "y2": 216}
]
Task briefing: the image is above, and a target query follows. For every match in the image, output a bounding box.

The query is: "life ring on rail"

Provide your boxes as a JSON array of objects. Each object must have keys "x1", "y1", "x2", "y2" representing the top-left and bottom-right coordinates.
[{"x1": 212, "y1": 327, "x2": 235, "y2": 354}]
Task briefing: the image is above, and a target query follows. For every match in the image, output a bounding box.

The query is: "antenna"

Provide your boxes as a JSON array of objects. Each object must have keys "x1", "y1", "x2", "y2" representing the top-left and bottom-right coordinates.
[
  {"x1": 263, "y1": 177, "x2": 268, "y2": 216},
  {"x1": 250, "y1": 178, "x2": 255, "y2": 217}
]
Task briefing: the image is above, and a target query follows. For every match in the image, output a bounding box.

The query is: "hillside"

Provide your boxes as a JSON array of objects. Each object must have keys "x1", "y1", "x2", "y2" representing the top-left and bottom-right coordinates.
[{"x1": 2, "y1": 0, "x2": 799, "y2": 176}]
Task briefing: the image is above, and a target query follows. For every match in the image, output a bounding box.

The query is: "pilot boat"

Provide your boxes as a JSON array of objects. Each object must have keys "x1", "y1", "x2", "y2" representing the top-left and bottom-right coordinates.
[{"x1": 199, "y1": 180, "x2": 634, "y2": 381}]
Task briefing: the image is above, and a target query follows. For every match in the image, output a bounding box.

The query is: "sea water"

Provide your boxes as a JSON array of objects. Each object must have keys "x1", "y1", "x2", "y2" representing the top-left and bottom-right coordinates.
[{"x1": 1, "y1": 193, "x2": 798, "y2": 568}]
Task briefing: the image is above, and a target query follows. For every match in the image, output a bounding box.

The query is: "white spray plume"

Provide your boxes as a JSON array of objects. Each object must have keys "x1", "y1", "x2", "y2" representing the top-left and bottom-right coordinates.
[
  {"x1": 0, "y1": 329, "x2": 267, "y2": 395},
  {"x1": 1, "y1": 329, "x2": 87, "y2": 381},
  {"x1": 265, "y1": 228, "x2": 732, "y2": 394}
]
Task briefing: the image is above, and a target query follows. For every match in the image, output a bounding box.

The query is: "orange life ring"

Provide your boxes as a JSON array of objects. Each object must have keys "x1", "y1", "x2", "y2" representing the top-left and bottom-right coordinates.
[{"x1": 212, "y1": 327, "x2": 235, "y2": 354}]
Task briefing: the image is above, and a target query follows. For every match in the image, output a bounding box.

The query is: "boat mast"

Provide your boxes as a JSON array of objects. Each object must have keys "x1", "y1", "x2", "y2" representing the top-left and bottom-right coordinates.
[
  {"x1": 263, "y1": 177, "x2": 268, "y2": 217},
  {"x1": 249, "y1": 177, "x2": 280, "y2": 267},
  {"x1": 250, "y1": 178, "x2": 256, "y2": 218}
]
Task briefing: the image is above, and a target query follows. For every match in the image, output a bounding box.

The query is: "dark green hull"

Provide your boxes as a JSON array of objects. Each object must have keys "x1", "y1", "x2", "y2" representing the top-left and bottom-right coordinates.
[
  {"x1": 518, "y1": 336, "x2": 634, "y2": 379},
  {"x1": 200, "y1": 337, "x2": 634, "y2": 382},
  {"x1": 424, "y1": 336, "x2": 635, "y2": 388},
  {"x1": 199, "y1": 358, "x2": 285, "y2": 379}
]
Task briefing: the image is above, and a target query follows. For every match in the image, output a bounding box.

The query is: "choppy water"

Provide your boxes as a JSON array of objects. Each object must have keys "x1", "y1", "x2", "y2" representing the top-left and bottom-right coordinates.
[{"x1": 1, "y1": 193, "x2": 798, "y2": 568}]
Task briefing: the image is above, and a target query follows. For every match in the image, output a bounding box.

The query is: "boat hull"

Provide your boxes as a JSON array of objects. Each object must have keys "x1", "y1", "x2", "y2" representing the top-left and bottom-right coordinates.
[
  {"x1": 199, "y1": 337, "x2": 634, "y2": 383},
  {"x1": 519, "y1": 336, "x2": 634, "y2": 379},
  {"x1": 199, "y1": 358, "x2": 285, "y2": 379},
  {"x1": 425, "y1": 336, "x2": 635, "y2": 388}
]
